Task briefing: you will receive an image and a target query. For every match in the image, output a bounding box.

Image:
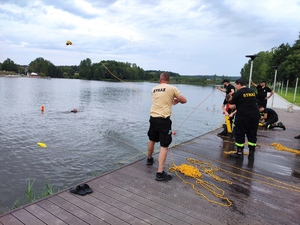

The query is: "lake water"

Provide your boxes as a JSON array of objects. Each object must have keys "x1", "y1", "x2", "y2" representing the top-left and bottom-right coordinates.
[{"x1": 0, "y1": 77, "x2": 225, "y2": 213}]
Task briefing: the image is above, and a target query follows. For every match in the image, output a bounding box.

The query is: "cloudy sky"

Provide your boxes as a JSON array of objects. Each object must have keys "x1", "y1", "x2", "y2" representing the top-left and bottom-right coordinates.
[{"x1": 0, "y1": 0, "x2": 300, "y2": 76}]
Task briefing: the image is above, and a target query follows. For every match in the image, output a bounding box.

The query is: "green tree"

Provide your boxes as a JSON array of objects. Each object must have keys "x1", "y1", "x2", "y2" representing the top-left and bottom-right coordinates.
[
  {"x1": 79, "y1": 58, "x2": 92, "y2": 79},
  {"x1": 2, "y1": 58, "x2": 18, "y2": 72},
  {"x1": 280, "y1": 33, "x2": 300, "y2": 86},
  {"x1": 28, "y1": 57, "x2": 59, "y2": 77},
  {"x1": 17, "y1": 65, "x2": 26, "y2": 74},
  {"x1": 58, "y1": 66, "x2": 75, "y2": 78},
  {"x1": 240, "y1": 32, "x2": 300, "y2": 87},
  {"x1": 267, "y1": 43, "x2": 292, "y2": 83},
  {"x1": 241, "y1": 51, "x2": 273, "y2": 84}
]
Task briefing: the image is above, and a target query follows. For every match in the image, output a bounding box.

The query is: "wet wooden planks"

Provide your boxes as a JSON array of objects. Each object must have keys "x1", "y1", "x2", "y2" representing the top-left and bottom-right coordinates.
[{"x1": 0, "y1": 108, "x2": 299, "y2": 225}]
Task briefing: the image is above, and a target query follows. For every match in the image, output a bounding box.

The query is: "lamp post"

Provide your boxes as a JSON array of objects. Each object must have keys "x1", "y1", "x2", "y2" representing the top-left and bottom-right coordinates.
[
  {"x1": 271, "y1": 66, "x2": 279, "y2": 108},
  {"x1": 285, "y1": 77, "x2": 289, "y2": 97},
  {"x1": 294, "y1": 77, "x2": 298, "y2": 102},
  {"x1": 245, "y1": 55, "x2": 258, "y2": 87}
]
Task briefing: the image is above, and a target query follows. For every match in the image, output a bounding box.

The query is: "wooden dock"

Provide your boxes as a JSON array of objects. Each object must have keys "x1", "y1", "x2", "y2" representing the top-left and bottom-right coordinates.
[{"x1": 0, "y1": 108, "x2": 299, "y2": 225}]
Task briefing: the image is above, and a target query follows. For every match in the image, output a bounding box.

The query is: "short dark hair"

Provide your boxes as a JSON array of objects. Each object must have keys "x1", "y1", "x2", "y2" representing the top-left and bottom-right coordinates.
[
  {"x1": 235, "y1": 79, "x2": 245, "y2": 86},
  {"x1": 222, "y1": 79, "x2": 229, "y2": 84},
  {"x1": 160, "y1": 72, "x2": 170, "y2": 81},
  {"x1": 225, "y1": 94, "x2": 232, "y2": 101},
  {"x1": 258, "y1": 105, "x2": 264, "y2": 109}
]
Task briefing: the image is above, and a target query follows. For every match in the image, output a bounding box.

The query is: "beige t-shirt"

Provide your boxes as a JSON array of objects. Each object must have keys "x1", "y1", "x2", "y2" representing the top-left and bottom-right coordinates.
[{"x1": 150, "y1": 83, "x2": 182, "y2": 118}]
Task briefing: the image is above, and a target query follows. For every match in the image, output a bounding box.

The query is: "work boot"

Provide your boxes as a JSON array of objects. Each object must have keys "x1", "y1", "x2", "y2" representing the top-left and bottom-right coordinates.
[
  {"x1": 278, "y1": 122, "x2": 286, "y2": 130},
  {"x1": 230, "y1": 147, "x2": 244, "y2": 159},
  {"x1": 248, "y1": 146, "x2": 255, "y2": 161},
  {"x1": 218, "y1": 124, "x2": 228, "y2": 136},
  {"x1": 218, "y1": 129, "x2": 228, "y2": 136}
]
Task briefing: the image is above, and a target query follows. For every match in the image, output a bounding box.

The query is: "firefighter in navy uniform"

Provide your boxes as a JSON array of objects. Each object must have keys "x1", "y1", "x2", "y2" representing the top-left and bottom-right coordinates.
[
  {"x1": 251, "y1": 80, "x2": 274, "y2": 108},
  {"x1": 229, "y1": 79, "x2": 260, "y2": 161}
]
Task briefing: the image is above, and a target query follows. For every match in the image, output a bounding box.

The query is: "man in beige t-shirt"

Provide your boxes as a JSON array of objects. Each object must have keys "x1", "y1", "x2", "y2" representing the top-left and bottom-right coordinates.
[{"x1": 147, "y1": 72, "x2": 187, "y2": 181}]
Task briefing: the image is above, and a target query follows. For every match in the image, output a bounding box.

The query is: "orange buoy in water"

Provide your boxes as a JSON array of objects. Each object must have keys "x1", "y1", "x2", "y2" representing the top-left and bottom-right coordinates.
[{"x1": 41, "y1": 105, "x2": 45, "y2": 112}]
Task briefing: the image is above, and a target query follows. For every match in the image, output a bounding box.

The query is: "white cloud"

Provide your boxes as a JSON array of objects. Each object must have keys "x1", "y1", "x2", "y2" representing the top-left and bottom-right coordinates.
[{"x1": 0, "y1": 0, "x2": 300, "y2": 75}]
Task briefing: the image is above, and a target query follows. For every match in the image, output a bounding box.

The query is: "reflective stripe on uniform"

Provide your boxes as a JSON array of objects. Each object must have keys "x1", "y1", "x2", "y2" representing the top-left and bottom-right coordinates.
[
  {"x1": 235, "y1": 142, "x2": 244, "y2": 147},
  {"x1": 248, "y1": 142, "x2": 256, "y2": 147}
]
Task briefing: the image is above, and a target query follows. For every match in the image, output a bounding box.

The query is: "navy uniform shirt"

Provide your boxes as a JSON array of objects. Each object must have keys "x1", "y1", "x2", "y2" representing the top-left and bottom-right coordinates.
[
  {"x1": 222, "y1": 83, "x2": 235, "y2": 105},
  {"x1": 230, "y1": 87, "x2": 259, "y2": 118},
  {"x1": 263, "y1": 108, "x2": 278, "y2": 119},
  {"x1": 226, "y1": 83, "x2": 235, "y2": 95},
  {"x1": 256, "y1": 85, "x2": 272, "y2": 100}
]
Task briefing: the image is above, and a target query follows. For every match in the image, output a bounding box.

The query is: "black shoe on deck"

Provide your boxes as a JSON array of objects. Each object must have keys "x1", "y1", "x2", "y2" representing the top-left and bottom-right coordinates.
[
  {"x1": 295, "y1": 135, "x2": 300, "y2": 139},
  {"x1": 248, "y1": 153, "x2": 255, "y2": 162},
  {"x1": 230, "y1": 152, "x2": 244, "y2": 159},
  {"x1": 155, "y1": 171, "x2": 172, "y2": 181},
  {"x1": 146, "y1": 157, "x2": 154, "y2": 165}
]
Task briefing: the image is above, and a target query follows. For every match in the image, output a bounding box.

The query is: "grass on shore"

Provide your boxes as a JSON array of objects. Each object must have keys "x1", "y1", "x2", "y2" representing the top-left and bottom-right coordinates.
[
  {"x1": 276, "y1": 87, "x2": 300, "y2": 106},
  {"x1": 12, "y1": 179, "x2": 54, "y2": 210}
]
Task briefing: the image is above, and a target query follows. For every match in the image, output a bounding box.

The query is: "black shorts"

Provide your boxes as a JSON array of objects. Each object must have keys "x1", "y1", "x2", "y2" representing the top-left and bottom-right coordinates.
[{"x1": 147, "y1": 116, "x2": 172, "y2": 147}]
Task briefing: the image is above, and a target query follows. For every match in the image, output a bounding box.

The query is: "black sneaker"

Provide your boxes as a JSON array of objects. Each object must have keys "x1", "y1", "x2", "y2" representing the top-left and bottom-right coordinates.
[
  {"x1": 155, "y1": 171, "x2": 172, "y2": 181},
  {"x1": 294, "y1": 135, "x2": 300, "y2": 139},
  {"x1": 146, "y1": 157, "x2": 154, "y2": 165}
]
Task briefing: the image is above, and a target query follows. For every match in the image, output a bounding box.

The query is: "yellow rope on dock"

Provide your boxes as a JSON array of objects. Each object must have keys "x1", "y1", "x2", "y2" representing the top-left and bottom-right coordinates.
[
  {"x1": 224, "y1": 151, "x2": 249, "y2": 155},
  {"x1": 169, "y1": 163, "x2": 203, "y2": 178},
  {"x1": 175, "y1": 145, "x2": 300, "y2": 193},
  {"x1": 168, "y1": 156, "x2": 233, "y2": 207},
  {"x1": 271, "y1": 143, "x2": 300, "y2": 155}
]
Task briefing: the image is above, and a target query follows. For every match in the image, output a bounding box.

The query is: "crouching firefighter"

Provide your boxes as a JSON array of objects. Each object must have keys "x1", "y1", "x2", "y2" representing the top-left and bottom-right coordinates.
[
  {"x1": 218, "y1": 94, "x2": 236, "y2": 137},
  {"x1": 228, "y1": 79, "x2": 260, "y2": 161}
]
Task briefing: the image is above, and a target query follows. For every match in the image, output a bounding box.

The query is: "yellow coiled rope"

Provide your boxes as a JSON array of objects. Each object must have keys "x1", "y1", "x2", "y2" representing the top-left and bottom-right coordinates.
[
  {"x1": 169, "y1": 163, "x2": 203, "y2": 178},
  {"x1": 168, "y1": 157, "x2": 232, "y2": 207}
]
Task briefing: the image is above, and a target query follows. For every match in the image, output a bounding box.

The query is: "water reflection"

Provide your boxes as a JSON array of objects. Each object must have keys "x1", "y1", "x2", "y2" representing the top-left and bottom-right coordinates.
[{"x1": 80, "y1": 89, "x2": 92, "y2": 105}]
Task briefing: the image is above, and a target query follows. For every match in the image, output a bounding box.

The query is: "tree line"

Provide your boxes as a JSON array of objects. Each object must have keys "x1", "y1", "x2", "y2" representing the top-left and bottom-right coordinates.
[
  {"x1": 1, "y1": 32, "x2": 300, "y2": 86},
  {"x1": 0, "y1": 57, "x2": 181, "y2": 82},
  {"x1": 241, "y1": 32, "x2": 300, "y2": 87}
]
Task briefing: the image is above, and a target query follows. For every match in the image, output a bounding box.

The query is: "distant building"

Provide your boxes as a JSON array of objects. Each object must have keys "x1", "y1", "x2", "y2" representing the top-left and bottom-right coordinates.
[
  {"x1": 27, "y1": 72, "x2": 39, "y2": 76},
  {"x1": 26, "y1": 72, "x2": 41, "y2": 78}
]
